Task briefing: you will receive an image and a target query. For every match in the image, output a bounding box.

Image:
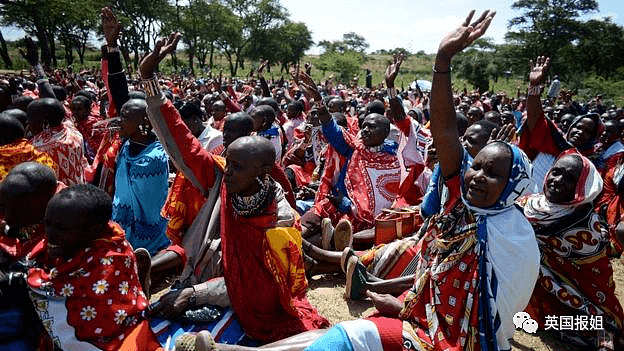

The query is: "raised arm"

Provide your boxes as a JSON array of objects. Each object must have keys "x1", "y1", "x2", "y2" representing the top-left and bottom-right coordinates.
[
  {"x1": 525, "y1": 56, "x2": 551, "y2": 132},
  {"x1": 138, "y1": 32, "x2": 220, "y2": 194},
  {"x1": 296, "y1": 70, "x2": 353, "y2": 157},
  {"x1": 257, "y1": 59, "x2": 271, "y2": 97},
  {"x1": 20, "y1": 37, "x2": 55, "y2": 99},
  {"x1": 431, "y1": 10, "x2": 495, "y2": 178},
  {"x1": 386, "y1": 53, "x2": 408, "y2": 124},
  {"x1": 101, "y1": 7, "x2": 129, "y2": 109}
]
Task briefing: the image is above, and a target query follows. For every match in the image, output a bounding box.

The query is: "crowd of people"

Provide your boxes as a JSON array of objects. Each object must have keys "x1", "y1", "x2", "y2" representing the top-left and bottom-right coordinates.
[{"x1": 0, "y1": 6, "x2": 623, "y2": 351}]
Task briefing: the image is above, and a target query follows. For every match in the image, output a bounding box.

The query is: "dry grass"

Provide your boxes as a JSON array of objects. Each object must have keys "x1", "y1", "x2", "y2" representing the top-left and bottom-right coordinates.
[{"x1": 306, "y1": 259, "x2": 624, "y2": 351}]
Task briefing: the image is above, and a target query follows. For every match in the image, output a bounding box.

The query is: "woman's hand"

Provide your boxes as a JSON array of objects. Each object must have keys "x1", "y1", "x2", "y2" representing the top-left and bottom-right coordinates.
[
  {"x1": 436, "y1": 10, "x2": 496, "y2": 65},
  {"x1": 366, "y1": 291, "x2": 403, "y2": 318},
  {"x1": 101, "y1": 7, "x2": 121, "y2": 48},
  {"x1": 139, "y1": 32, "x2": 181, "y2": 79},
  {"x1": 151, "y1": 287, "x2": 193, "y2": 319},
  {"x1": 529, "y1": 56, "x2": 551, "y2": 87},
  {"x1": 385, "y1": 53, "x2": 405, "y2": 89}
]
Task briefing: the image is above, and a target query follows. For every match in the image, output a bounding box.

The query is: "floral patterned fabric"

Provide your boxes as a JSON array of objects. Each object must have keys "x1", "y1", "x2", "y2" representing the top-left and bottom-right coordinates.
[{"x1": 27, "y1": 222, "x2": 152, "y2": 351}]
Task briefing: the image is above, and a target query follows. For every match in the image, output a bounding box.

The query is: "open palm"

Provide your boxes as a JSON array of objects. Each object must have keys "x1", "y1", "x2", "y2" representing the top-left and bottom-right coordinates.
[
  {"x1": 437, "y1": 10, "x2": 496, "y2": 60},
  {"x1": 529, "y1": 56, "x2": 551, "y2": 86}
]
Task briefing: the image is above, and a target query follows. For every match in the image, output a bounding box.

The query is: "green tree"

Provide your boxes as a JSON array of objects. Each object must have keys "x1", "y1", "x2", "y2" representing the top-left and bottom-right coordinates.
[
  {"x1": 108, "y1": 0, "x2": 173, "y2": 70},
  {"x1": 217, "y1": 0, "x2": 287, "y2": 76},
  {"x1": 317, "y1": 50, "x2": 364, "y2": 83},
  {"x1": 245, "y1": 20, "x2": 312, "y2": 72},
  {"x1": 506, "y1": 0, "x2": 598, "y2": 77},
  {"x1": 573, "y1": 18, "x2": 624, "y2": 78},
  {"x1": 342, "y1": 32, "x2": 368, "y2": 53}
]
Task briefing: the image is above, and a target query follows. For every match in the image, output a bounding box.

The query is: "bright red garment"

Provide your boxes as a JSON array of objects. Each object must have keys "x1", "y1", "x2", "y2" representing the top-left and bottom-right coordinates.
[
  {"x1": 76, "y1": 115, "x2": 106, "y2": 161},
  {"x1": 162, "y1": 171, "x2": 208, "y2": 245},
  {"x1": 154, "y1": 98, "x2": 328, "y2": 342},
  {"x1": 27, "y1": 222, "x2": 157, "y2": 351},
  {"x1": 31, "y1": 123, "x2": 88, "y2": 185},
  {"x1": 596, "y1": 156, "x2": 624, "y2": 256},
  {"x1": 220, "y1": 183, "x2": 329, "y2": 341},
  {"x1": 85, "y1": 132, "x2": 123, "y2": 197}
]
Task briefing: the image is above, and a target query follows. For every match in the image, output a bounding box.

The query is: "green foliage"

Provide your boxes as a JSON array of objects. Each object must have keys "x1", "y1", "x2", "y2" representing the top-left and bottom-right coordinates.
[
  {"x1": 245, "y1": 20, "x2": 313, "y2": 71},
  {"x1": 506, "y1": 0, "x2": 599, "y2": 77},
  {"x1": 316, "y1": 50, "x2": 365, "y2": 83},
  {"x1": 318, "y1": 32, "x2": 369, "y2": 54}
]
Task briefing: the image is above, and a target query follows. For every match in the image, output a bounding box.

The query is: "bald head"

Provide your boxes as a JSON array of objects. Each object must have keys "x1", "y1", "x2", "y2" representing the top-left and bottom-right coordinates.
[
  {"x1": 4, "y1": 108, "x2": 28, "y2": 129},
  {"x1": 0, "y1": 113, "x2": 25, "y2": 145},
  {"x1": 0, "y1": 161, "x2": 57, "y2": 228},
  {"x1": 251, "y1": 105, "x2": 276, "y2": 131},
  {"x1": 228, "y1": 136, "x2": 276, "y2": 168},
  {"x1": 27, "y1": 97, "x2": 65, "y2": 129}
]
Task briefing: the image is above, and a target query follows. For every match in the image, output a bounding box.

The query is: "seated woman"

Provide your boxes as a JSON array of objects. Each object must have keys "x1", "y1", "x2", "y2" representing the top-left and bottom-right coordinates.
[
  {"x1": 138, "y1": 34, "x2": 329, "y2": 345},
  {"x1": 520, "y1": 150, "x2": 624, "y2": 350},
  {"x1": 26, "y1": 184, "x2": 162, "y2": 351},
  {"x1": 182, "y1": 9, "x2": 541, "y2": 351}
]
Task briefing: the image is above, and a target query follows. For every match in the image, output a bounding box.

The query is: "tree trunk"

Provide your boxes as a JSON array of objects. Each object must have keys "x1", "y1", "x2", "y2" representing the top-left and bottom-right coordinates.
[
  {"x1": 36, "y1": 27, "x2": 51, "y2": 67},
  {"x1": 64, "y1": 44, "x2": 74, "y2": 66},
  {"x1": 0, "y1": 30, "x2": 12, "y2": 68},
  {"x1": 188, "y1": 47, "x2": 195, "y2": 75},
  {"x1": 209, "y1": 42, "x2": 214, "y2": 70},
  {"x1": 46, "y1": 31, "x2": 57, "y2": 67}
]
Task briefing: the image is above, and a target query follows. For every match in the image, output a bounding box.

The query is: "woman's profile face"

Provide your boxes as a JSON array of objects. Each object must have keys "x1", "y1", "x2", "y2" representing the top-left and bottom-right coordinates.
[{"x1": 464, "y1": 143, "x2": 512, "y2": 208}]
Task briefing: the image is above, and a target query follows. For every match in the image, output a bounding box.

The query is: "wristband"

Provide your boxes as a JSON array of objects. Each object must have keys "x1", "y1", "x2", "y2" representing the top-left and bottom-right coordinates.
[
  {"x1": 528, "y1": 85, "x2": 541, "y2": 97},
  {"x1": 141, "y1": 76, "x2": 161, "y2": 97},
  {"x1": 107, "y1": 46, "x2": 120, "y2": 54},
  {"x1": 387, "y1": 87, "x2": 397, "y2": 99},
  {"x1": 432, "y1": 65, "x2": 452, "y2": 74}
]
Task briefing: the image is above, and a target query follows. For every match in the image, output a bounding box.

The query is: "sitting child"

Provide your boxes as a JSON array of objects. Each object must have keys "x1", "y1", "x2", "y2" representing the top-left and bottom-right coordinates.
[{"x1": 26, "y1": 184, "x2": 161, "y2": 351}]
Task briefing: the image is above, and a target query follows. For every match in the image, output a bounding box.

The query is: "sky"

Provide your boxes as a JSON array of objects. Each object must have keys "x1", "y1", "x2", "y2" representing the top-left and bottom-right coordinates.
[
  {"x1": 282, "y1": 0, "x2": 624, "y2": 54},
  {"x1": 1, "y1": 0, "x2": 622, "y2": 54}
]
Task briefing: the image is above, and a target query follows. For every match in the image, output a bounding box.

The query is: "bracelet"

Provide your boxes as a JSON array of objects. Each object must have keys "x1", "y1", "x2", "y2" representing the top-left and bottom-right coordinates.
[
  {"x1": 528, "y1": 85, "x2": 541, "y2": 97},
  {"x1": 34, "y1": 64, "x2": 46, "y2": 79},
  {"x1": 107, "y1": 46, "x2": 120, "y2": 54},
  {"x1": 141, "y1": 76, "x2": 161, "y2": 97},
  {"x1": 387, "y1": 87, "x2": 397, "y2": 99},
  {"x1": 188, "y1": 286, "x2": 197, "y2": 308},
  {"x1": 432, "y1": 65, "x2": 452, "y2": 74}
]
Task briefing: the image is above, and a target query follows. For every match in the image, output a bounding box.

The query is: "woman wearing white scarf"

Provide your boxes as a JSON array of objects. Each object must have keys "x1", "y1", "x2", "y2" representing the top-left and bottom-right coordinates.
[{"x1": 520, "y1": 149, "x2": 624, "y2": 350}]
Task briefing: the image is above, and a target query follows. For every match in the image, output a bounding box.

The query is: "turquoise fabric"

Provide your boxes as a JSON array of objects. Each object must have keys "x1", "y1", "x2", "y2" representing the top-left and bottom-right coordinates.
[
  {"x1": 304, "y1": 324, "x2": 354, "y2": 351},
  {"x1": 112, "y1": 140, "x2": 170, "y2": 255}
]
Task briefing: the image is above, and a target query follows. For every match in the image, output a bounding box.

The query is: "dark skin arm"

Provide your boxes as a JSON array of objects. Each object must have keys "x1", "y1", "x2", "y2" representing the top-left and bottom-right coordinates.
[
  {"x1": 431, "y1": 9, "x2": 495, "y2": 178},
  {"x1": 20, "y1": 37, "x2": 55, "y2": 99},
  {"x1": 293, "y1": 70, "x2": 330, "y2": 124},
  {"x1": 257, "y1": 59, "x2": 271, "y2": 97},
  {"x1": 525, "y1": 56, "x2": 551, "y2": 133},
  {"x1": 386, "y1": 53, "x2": 407, "y2": 122},
  {"x1": 366, "y1": 291, "x2": 404, "y2": 318}
]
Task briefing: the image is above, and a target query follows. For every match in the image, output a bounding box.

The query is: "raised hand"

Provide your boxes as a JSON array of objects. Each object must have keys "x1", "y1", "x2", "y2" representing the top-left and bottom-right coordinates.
[
  {"x1": 139, "y1": 32, "x2": 181, "y2": 79},
  {"x1": 258, "y1": 59, "x2": 268, "y2": 77},
  {"x1": 101, "y1": 7, "x2": 121, "y2": 47},
  {"x1": 488, "y1": 123, "x2": 516, "y2": 144},
  {"x1": 385, "y1": 53, "x2": 405, "y2": 88},
  {"x1": 19, "y1": 36, "x2": 38, "y2": 67},
  {"x1": 529, "y1": 56, "x2": 551, "y2": 87},
  {"x1": 304, "y1": 62, "x2": 312, "y2": 76},
  {"x1": 437, "y1": 10, "x2": 496, "y2": 63}
]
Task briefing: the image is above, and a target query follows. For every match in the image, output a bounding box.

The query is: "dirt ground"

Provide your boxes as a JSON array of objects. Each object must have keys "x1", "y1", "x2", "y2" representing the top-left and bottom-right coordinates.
[{"x1": 306, "y1": 258, "x2": 624, "y2": 351}]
